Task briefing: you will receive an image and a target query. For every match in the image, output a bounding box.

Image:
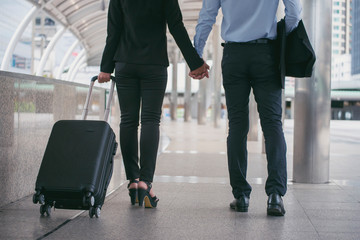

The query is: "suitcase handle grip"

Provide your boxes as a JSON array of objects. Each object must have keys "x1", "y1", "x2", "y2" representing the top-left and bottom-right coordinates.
[
  {"x1": 82, "y1": 75, "x2": 116, "y2": 122},
  {"x1": 91, "y1": 75, "x2": 116, "y2": 82}
]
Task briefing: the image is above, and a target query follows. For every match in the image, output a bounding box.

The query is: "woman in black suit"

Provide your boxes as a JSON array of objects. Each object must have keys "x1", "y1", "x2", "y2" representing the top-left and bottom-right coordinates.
[{"x1": 98, "y1": 0, "x2": 208, "y2": 208}]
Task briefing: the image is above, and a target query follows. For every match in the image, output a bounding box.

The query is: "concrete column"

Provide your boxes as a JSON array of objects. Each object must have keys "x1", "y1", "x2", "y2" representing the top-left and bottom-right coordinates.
[
  {"x1": 262, "y1": 135, "x2": 266, "y2": 154},
  {"x1": 248, "y1": 90, "x2": 259, "y2": 141},
  {"x1": 293, "y1": 0, "x2": 332, "y2": 183},
  {"x1": 184, "y1": 65, "x2": 191, "y2": 122},
  {"x1": 170, "y1": 50, "x2": 179, "y2": 121},
  {"x1": 198, "y1": 50, "x2": 208, "y2": 125},
  {"x1": 212, "y1": 24, "x2": 222, "y2": 128},
  {"x1": 198, "y1": 78, "x2": 207, "y2": 125}
]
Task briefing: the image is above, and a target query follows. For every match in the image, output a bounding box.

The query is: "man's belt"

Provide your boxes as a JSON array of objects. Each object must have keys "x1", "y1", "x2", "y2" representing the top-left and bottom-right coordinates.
[{"x1": 221, "y1": 38, "x2": 272, "y2": 47}]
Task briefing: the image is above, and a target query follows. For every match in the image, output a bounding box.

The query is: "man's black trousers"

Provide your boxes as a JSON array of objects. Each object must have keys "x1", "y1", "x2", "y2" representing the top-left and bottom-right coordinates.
[{"x1": 222, "y1": 42, "x2": 287, "y2": 199}]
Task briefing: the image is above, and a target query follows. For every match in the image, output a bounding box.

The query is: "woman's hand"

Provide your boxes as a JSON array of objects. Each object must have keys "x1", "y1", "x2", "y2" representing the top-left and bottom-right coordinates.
[
  {"x1": 98, "y1": 72, "x2": 111, "y2": 83},
  {"x1": 189, "y1": 62, "x2": 210, "y2": 80}
]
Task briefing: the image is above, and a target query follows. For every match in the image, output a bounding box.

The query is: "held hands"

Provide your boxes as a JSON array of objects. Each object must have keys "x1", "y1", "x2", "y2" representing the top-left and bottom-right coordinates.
[
  {"x1": 189, "y1": 62, "x2": 210, "y2": 80},
  {"x1": 98, "y1": 62, "x2": 209, "y2": 82},
  {"x1": 98, "y1": 72, "x2": 111, "y2": 83}
]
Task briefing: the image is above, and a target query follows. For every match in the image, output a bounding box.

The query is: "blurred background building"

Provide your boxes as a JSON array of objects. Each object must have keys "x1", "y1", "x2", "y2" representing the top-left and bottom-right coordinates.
[
  {"x1": 352, "y1": 0, "x2": 360, "y2": 77},
  {"x1": 331, "y1": 0, "x2": 352, "y2": 84}
]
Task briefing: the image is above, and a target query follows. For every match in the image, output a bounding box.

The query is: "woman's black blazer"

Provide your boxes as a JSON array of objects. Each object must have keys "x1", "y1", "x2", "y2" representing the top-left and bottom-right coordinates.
[{"x1": 100, "y1": 0, "x2": 203, "y2": 73}]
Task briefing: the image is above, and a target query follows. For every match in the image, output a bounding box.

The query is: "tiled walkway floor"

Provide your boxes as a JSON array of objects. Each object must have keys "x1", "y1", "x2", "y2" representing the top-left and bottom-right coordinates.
[{"x1": 1, "y1": 119, "x2": 360, "y2": 240}]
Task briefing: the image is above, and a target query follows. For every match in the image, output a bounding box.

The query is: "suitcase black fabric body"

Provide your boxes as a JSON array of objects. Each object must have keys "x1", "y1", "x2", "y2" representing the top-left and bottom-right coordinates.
[{"x1": 33, "y1": 120, "x2": 117, "y2": 217}]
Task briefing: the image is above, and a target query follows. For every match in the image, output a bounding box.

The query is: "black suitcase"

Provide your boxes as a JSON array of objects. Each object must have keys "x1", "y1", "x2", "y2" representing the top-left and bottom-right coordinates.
[{"x1": 33, "y1": 76, "x2": 118, "y2": 218}]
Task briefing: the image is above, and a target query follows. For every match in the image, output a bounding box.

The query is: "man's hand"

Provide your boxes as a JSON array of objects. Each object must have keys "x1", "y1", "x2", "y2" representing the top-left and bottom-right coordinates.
[
  {"x1": 189, "y1": 62, "x2": 210, "y2": 80},
  {"x1": 98, "y1": 72, "x2": 111, "y2": 83}
]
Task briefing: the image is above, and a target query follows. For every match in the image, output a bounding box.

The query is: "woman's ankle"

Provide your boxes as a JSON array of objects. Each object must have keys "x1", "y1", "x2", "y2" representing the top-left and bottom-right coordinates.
[
  {"x1": 138, "y1": 181, "x2": 155, "y2": 197},
  {"x1": 128, "y1": 178, "x2": 139, "y2": 189},
  {"x1": 138, "y1": 181, "x2": 148, "y2": 189}
]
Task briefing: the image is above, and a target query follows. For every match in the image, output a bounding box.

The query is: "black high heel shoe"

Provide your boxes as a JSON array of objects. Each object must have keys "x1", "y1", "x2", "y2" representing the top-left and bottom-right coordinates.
[
  {"x1": 138, "y1": 181, "x2": 159, "y2": 208},
  {"x1": 128, "y1": 180, "x2": 139, "y2": 205}
]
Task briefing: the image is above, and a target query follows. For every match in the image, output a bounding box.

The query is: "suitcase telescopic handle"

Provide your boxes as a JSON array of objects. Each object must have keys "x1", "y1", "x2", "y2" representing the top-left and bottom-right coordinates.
[{"x1": 82, "y1": 75, "x2": 116, "y2": 122}]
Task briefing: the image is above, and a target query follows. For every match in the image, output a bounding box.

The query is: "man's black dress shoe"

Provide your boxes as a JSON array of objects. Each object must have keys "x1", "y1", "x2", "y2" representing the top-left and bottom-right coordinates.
[
  {"x1": 267, "y1": 193, "x2": 285, "y2": 216},
  {"x1": 230, "y1": 196, "x2": 249, "y2": 212}
]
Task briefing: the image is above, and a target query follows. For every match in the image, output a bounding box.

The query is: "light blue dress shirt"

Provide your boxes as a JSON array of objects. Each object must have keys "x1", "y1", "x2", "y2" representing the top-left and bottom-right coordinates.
[{"x1": 194, "y1": 0, "x2": 302, "y2": 57}]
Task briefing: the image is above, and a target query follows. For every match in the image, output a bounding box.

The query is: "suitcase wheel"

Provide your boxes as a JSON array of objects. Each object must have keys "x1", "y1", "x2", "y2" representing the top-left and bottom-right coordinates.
[
  {"x1": 89, "y1": 206, "x2": 101, "y2": 218},
  {"x1": 83, "y1": 192, "x2": 95, "y2": 207},
  {"x1": 33, "y1": 193, "x2": 45, "y2": 205},
  {"x1": 39, "y1": 194, "x2": 45, "y2": 205},
  {"x1": 40, "y1": 204, "x2": 51, "y2": 216}
]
